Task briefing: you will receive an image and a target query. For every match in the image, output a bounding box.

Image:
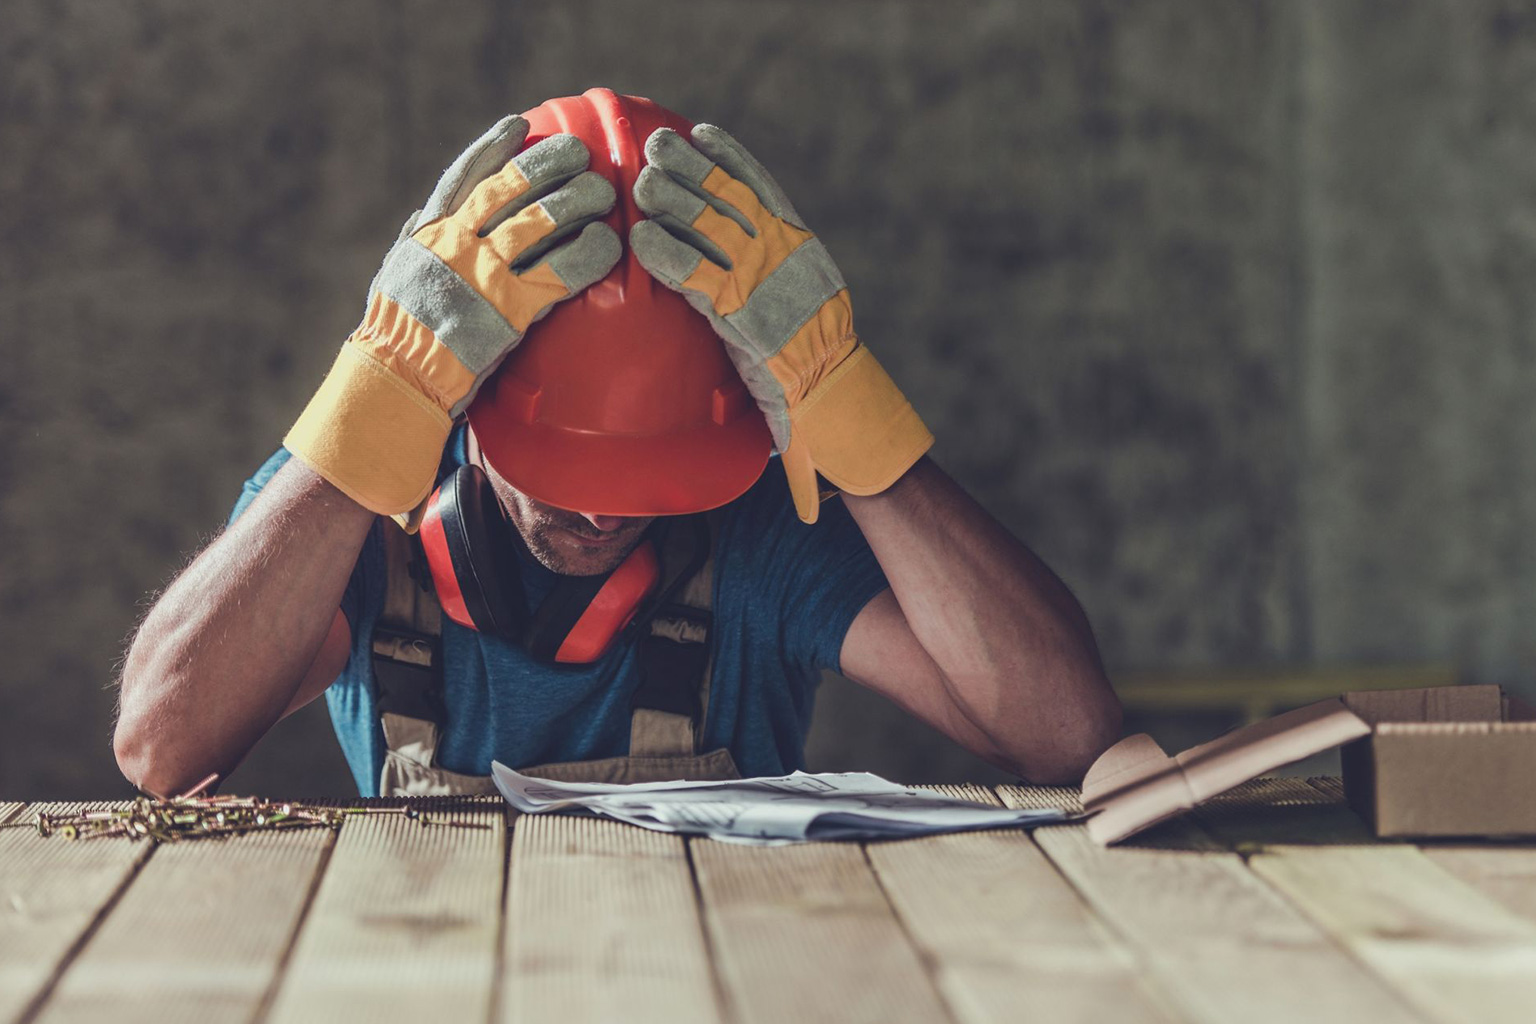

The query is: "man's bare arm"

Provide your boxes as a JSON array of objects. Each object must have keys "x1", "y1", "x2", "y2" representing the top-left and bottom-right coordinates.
[
  {"x1": 840, "y1": 457, "x2": 1121, "y2": 783},
  {"x1": 114, "y1": 458, "x2": 372, "y2": 796}
]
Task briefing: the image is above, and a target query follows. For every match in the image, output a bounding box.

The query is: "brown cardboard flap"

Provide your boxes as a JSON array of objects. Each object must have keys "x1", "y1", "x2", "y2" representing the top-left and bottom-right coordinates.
[
  {"x1": 1079, "y1": 733, "x2": 1175, "y2": 810},
  {"x1": 1374, "y1": 720, "x2": 1536, "y2": 736},
  {"x1": 1342, "y1": 683, "x2": 1503, "y2": 725},
  {"x1": 1083, "y1": 699, "x2": 1371, "y2": 845}
]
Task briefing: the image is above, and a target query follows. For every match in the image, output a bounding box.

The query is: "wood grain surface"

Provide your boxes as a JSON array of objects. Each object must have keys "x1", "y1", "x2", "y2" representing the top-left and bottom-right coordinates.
[
  {"x1": 4, "y1": 782, "x2": 1533, "y2": 1024},
  {"x1": 0, "y1": 804, "x2": 154, "y2": 1024},
  {"x1": 32, "y1": 828, "x2": 333, "y2": 1024},
  {"x1": 691, "y1": 838, "x2": 953, "y2": 1023},
  {"x1": 999, "y1": 784, "x2": 1424, "y2": 1024},
  {"x1": 502, "y1": 815, "x2": 721, "y2": 1024},
  {"x1": 869, "y1": 784, "x2": 1171, "y2": 1023},
  {"x1": 1207, "y1": 778, "x2": 1536, "y2": 1023},
  {"x1": 262, "y1": 799, "x2": 506, "y2": 1024}
]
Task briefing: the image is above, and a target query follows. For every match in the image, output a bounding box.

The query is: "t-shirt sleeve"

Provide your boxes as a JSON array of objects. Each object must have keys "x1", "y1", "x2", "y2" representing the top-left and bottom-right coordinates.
[
  {"x1": 228, "y1": 446, "x2": 368, "y2": 634},
  {"x1": 229, "y1": 446, "x2": 293, "y2": 526},
  {"x1": 726, "y1": 468, "x2": 890, "y2": 678}
]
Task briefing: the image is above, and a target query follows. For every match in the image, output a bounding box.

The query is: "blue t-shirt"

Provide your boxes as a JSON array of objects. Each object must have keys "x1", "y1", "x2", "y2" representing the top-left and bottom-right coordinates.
[{"x1": 231, "y1": 431, "x2": 889, "y2": 795}]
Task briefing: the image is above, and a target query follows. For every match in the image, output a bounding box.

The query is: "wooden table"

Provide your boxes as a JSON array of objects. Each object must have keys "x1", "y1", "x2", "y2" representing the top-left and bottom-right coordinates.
[{"x1": 3, "y1": 777, "x2": 1533, "y2": 1023}]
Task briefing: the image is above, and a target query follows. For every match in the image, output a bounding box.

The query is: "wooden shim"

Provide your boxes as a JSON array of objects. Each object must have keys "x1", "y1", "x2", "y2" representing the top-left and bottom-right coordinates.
[
  {"x1": 998, "y1": 785, "x2": 1423, "y2": 1024},
  {"x1": 691, "y1": 837, "x2": 953, "y2": 1024},
  {"x1": 32, "y1": 828, "x2": 333, "y2": 1024},
  {"x1": 265, "y1": 799, "x2": 506, "y2": 1024},
  {"x1": 500, "y1": 815, "x2": 721, "y2": 1024},
  {"x1": 1247, "y1": 841, "x2": 1536, "y2": 1023},
  {"x1": 868, "y1": 785, "x2": 1171, "y2": 1023},
  {"x1": 0, "y1": 804, "x2": 154, "y2": 1024}
]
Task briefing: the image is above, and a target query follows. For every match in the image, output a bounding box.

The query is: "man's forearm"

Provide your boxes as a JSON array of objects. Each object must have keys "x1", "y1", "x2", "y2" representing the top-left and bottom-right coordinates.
[
  {"x1": 114, "y1": 458, "x2": 374, "y2": 795},
  {"x1": 842, "y1": 457, "x2": 1120, "y2": 779}
]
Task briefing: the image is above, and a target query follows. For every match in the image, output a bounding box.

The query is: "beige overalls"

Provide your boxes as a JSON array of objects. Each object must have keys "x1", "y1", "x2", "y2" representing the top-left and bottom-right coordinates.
[{"x1": 370, "y1": 515, "x2": 741, "y2": 796}]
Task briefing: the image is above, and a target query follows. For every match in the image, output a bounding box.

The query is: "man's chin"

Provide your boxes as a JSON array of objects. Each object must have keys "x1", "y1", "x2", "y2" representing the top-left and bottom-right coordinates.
[{"x1": 525, "y1": 530, "x2": 645, "y2": 577}]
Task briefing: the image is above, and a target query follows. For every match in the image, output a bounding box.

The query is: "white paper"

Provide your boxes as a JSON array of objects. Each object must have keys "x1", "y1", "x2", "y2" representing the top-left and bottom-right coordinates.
[{"x1": 492, "y1": 762, "x2": 1067, "y2": 845}]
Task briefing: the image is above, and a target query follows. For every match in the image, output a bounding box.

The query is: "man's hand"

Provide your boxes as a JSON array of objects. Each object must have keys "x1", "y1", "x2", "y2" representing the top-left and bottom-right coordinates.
[
  {"x1": 286, "y1": 116, "x2": 621, "y2": 522},
  {"x1": 629, "y1": 125, "x2": 931, "y2": 524}
]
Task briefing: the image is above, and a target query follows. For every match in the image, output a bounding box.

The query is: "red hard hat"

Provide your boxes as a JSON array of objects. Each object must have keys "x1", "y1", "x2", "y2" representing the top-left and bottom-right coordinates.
[{"x1": 466, "y1": 88, "x2": 772, "y2": 516}]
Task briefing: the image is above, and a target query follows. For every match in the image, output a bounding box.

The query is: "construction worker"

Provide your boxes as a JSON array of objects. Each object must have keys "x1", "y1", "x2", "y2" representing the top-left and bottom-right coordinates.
[{"x1": 113, "y1": 90, "x2": 1121, "y2": 798}]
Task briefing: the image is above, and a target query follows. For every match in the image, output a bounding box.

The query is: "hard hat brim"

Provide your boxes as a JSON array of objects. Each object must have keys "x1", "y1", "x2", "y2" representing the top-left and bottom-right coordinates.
[{"x1": 468, "y1": 401, "x2": 772, "y2": 517}]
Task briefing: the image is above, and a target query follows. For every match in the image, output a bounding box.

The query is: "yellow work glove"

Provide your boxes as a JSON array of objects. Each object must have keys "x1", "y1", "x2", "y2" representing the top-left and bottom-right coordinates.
[
  {"x1": 628, "y1": 125, "x2": 932, "y2": 524},
  {"x1": 286, "y1": 115, "x2": 621, "y2": 521}
]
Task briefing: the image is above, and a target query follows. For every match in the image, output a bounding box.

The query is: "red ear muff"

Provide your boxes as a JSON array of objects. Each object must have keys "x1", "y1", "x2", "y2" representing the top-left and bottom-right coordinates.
[
  {"x1": 418, "y1": 461, "x2": 664, "y2": 664},
  {"x1": 420, "y1": 464, "x2": 527, "y2": 636},
  {"x1": 551, "y1": 543, "x2": 660, "y2": 663}
]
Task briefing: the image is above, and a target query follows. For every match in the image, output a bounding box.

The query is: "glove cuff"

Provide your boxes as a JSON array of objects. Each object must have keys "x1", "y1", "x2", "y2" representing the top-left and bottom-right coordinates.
[
  {"x1": 781, "y1": 345, "x2": 934, "y2": 523},
  {"x1": 285, "y1": 343, "x2": 453, "y2": 516}
]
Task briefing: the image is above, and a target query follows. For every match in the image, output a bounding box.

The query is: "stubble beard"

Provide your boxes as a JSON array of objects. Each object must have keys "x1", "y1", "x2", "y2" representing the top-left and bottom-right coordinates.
[{"x1": 515, "y1": 504, "x2": 651, "y2": 576}]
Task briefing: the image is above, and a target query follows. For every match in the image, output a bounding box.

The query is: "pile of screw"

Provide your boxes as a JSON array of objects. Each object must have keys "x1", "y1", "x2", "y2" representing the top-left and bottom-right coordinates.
[{"x1": 1, "y1": 774, "x2": 489, "y2": 843}]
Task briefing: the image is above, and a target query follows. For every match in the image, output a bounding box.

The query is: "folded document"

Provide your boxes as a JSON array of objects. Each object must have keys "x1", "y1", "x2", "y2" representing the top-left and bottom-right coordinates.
[{"x1": 492, "y1": 762, "x2": 1067, "y2": 845}]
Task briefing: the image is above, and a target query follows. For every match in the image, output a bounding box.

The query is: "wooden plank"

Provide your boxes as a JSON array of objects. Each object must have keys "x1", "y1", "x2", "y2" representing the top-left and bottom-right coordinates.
[
  {"x1": 1196, "y1": 777, "x2": 1536, "y2": 1022},
  {"x1": 0, "y1": 804, "x2": 155, "y2": 1024},
  {"x1": 999, "y1": 784, "x2": 1424, "y2": 1024},
  {"x1": 1205, "y1": 778, "x2": 1536, "y2": 1023},
  {"x1": 691, "y1": 836, "x2": 953, "y2": 1024},
  {"x1": 1422, "y1": 845, "x2": 1536, "y2": 926},
  {"x1": 1245, "y1": 830, "x2": 1536, "y2": 1022},
  {"x1": 32, "y1": 827, "x2": 333, "y2": 1024},
  {"x1": 264, "y1": 798, "x2": 506, "y2": 1024},
  {"x1": 501, "y1": 815, "x2": 721, "y2": 1024},
  {"x1": 867, "y1": 784, "x2": 1172, "y2": 1023}
]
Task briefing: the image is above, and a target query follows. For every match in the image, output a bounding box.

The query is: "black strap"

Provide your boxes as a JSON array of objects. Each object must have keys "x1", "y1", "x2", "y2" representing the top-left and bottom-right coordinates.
[
  {"x1": 371, "y1": 625, "x2": 444, "y2": 723},
  {"x1": 630, "y1": 604, "x2": 712, "y2": 719},
  {"x1": 628, "y1": 513, "x2": 715, "y2": 722}
]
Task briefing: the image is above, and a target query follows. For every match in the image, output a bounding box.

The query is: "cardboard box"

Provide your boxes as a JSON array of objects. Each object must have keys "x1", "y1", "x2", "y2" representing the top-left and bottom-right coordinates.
[{"x1": 1082, "y1": 684, "x2": 1536, "y2": 845}]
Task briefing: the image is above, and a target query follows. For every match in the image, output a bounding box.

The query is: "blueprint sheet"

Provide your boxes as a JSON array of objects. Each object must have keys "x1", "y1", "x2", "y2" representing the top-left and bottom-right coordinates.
[{"x1": 492, "y1": 762, "x2": 1068, "y2": 845}]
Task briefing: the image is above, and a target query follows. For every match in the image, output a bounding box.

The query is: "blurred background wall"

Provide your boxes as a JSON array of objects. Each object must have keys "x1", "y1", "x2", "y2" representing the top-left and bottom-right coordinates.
[{"x1": 5, "y1": 0, "x2": 1536, "y2": 797}]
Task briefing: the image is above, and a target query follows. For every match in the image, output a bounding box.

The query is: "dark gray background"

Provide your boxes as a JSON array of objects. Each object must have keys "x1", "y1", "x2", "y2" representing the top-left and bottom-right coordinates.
[{"x1": 4, "y1": 0, "x2": 1532, "y2": 798}]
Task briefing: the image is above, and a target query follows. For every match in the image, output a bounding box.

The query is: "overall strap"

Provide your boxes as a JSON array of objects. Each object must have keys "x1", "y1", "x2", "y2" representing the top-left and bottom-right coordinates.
[
  {"x1": 629, "y1": 512, "x2": 719, "y2": 758},
  {"x1": 374, "y1": 522, "x2": 446, "y2": 765}
]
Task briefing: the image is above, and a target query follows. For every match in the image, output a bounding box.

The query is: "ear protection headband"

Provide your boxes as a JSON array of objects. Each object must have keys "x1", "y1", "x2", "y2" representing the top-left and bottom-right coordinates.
[{"x1": 417, "y1": 464, "x2": 661, "y2": 664}]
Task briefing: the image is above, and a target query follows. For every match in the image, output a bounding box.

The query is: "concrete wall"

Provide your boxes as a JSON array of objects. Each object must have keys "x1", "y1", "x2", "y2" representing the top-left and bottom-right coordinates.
[{"x1": 3, "y1": 1, "x2": 1533, "y2": 797}]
